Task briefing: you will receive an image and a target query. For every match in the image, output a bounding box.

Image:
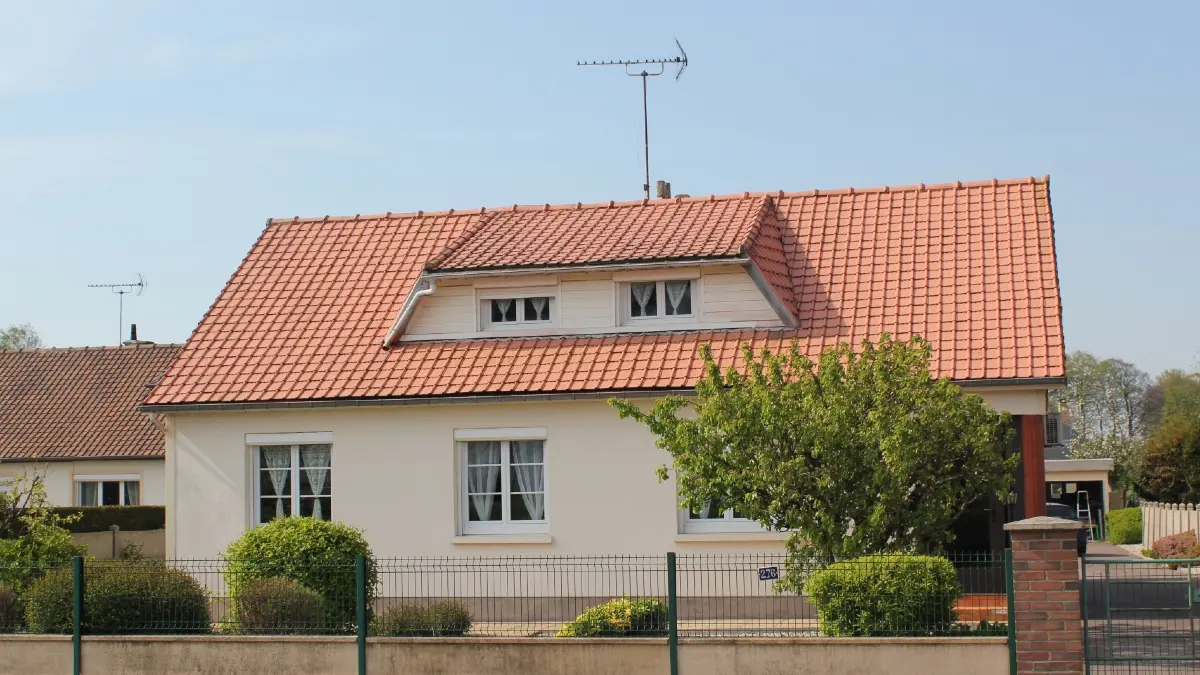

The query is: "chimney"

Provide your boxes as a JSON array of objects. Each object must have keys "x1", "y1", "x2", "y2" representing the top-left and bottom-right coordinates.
[
  {"x1": 122, "y1": 324, "x2": 154, "y2": 346},
  {"x1": 655, "y1": 180, "x2": 672, "y2": 199}
]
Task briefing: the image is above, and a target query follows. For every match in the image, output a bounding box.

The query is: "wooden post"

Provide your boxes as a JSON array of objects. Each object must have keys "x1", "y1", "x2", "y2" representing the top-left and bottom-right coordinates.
[{"x1": 1021, "y1": 415, "x2": 1047, "y2": 518}]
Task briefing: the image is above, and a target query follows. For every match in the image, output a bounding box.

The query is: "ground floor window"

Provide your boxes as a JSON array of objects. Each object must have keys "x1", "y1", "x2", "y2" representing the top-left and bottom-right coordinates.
[
  {"x1": 75, "y1": 475, "x2": 140, "y2": 506},
  {"x1": 680, "y1": 498, "x2": 766, "y2": 534},
  {"x1": 458, "y1": 431, "x2": 547, "y2": 535},
  {"x1": 253, "y1": 443, "x2": 332, "y2": 523}
]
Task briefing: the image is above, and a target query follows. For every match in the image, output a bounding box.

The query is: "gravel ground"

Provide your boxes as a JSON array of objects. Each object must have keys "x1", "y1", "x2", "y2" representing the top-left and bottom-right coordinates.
[{"x1": 1116, "y1": 543, "x2": 1146, "y2": 557}]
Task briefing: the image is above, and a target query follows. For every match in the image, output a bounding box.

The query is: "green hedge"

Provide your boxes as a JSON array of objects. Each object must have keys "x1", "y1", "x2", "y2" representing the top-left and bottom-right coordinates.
[
  {"x1": 1106, "y1": 508, "x2": 1142, "y2": 545},
  {"x1": 24, "y1": 563, "x2": 210, "y2": 634},
  {"x1": 235, "y1": 578, "x2": 324, "y2": 635},
  {"x1": 52, "y1": 506, "x2": 165, "y2": 533},
  {"x1": 556, "y1": 597, "x2": 668, "y2": 637},
  {"x1": 370, "y1": 600, "x2": 473, "y2": 637},
  {"x1": 223, "y1": 518, "x2": 376, "y2": 633},
  {"x1": 804, "y1": 554, "x2": 961, "y2": 637},
  {"x1": 0, "y1": 584, "x2": 21, "y2": 633}
]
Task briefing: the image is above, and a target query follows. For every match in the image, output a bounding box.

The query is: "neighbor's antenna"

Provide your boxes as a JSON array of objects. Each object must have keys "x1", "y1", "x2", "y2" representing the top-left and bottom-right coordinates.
[
  {"x1": 88, "y1": 274, "x2": 147, "y2": 345},
  {"x1": 578, "y1": 40, "x2": 688, "y2": 199}
]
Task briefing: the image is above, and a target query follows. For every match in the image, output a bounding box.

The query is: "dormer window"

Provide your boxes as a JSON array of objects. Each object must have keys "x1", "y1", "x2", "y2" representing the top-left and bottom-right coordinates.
[
  {"x1": 626, "y1": 280, "x2": 693, "y2": 322},
  {"x1": 479, "y1": 290, "x2": 556, "y2": 330}
]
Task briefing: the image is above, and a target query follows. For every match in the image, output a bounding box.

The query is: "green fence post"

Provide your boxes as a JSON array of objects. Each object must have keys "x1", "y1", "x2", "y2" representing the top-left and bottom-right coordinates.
[
  {"x1": 356, "y1": 554, "x2": 367, "y2": 675},
  {"x1": 667, "y1": 551, "x2": 678, "y2": 675},
  {"x1": 1005, "y1": 549, "x2": 1016, "y2": 675},
  {"x1": 72, "y1": 555, "x2": 83, "y2": 675}
]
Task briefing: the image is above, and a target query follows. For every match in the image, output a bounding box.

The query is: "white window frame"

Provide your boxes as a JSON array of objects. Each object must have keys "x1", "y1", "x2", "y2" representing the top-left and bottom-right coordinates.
[
  {"x1": 621, "y1": 279, "x2": 697, "y2": 324},
  {"x1": 456, "y1": 427, "x2": 548, "y2": 535},
  {"x1": 477, "y1": 287, "x2": 558, "y2": 331},
  {"x1": 678, "y1": 499, "x2": 767, "y2": 534},
  {"x1": 248, "y1": 436, "x2": 333, "y2": 525},
  {"x1": 74, "y1": 474, "x2": 141, "y2": 507}
]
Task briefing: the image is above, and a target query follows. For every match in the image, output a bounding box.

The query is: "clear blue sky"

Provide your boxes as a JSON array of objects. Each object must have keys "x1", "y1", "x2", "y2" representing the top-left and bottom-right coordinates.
[{"x1": 1, "y1": 1, "x2": 1196, "y2": 375}]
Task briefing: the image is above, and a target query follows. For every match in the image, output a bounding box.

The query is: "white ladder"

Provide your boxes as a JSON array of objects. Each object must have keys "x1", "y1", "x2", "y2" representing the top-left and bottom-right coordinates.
[{"x1": 1077, "y1": 491, "x2": 1094, "y2": 541}]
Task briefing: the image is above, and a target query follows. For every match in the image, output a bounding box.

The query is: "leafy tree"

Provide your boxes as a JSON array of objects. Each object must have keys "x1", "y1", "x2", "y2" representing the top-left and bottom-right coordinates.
[
  {"x1": 1142, "y1": 369, "x2": 1200, "y2": 433},
  {"x1": 610, "y1": 335, "x2": 1016, "y2": 577},
  {"x1": 1137, "y1": 417, "x2": 1200, "y2": 503},
  {"x1": 0, "y1": 475, "x2": 86, "y2": 592},
  {"x1": 0, "y1": 323, "x2": 41, "y2": 350}
]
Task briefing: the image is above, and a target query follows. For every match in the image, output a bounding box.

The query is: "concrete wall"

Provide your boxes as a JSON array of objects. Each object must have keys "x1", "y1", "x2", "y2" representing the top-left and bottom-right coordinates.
[
  {"x1": 0, "y1": 458, "x2": 165, "y2": 506},
  {"x1": 166, "y1": 390, "x2": 1050, "y2": 561},
  {"x1": 72, "y1": 528, "x2": 166, "y2": 560},
  {"x1": 0, "y1": 635, "x2": 1008, "y2": 675}
]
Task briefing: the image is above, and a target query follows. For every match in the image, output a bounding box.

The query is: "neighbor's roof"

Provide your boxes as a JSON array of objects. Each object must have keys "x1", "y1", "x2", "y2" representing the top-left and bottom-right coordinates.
[
  {"x1": 0, "y1": 344, "x2": 180, "y2": 460},
  {"x1": 145, "y1": 176, "x2": 1065, "y2": 407}
]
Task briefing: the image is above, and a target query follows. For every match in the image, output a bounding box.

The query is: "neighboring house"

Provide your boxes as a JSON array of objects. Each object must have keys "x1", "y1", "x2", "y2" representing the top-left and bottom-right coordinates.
[
  {"x1": 143, "y1": 177, "x2": 1067, "y2": 559},
  {"x1": 1043, "y1": 408, "x2": 1113, "y2": 524},
  {"x1": 0, "y1": 343, "x2": 179, "y2": 506}
]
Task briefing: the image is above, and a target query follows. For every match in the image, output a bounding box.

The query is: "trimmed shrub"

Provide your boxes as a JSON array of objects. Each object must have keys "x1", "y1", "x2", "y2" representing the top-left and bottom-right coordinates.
[
  {"x1": 371, "y1": 600, "x2": 472, "y2": 637},
  {"x1": 0, "y1": 584, "x2": 22, "y2": 633},
  {"x1": 556, "y1": 597, "x2": 668, "y2": 637},
  {"x1": 235, "y1": 578, "x2": 324, "y2": 634},
  {"x1": 1106, "y1": 508, "x2": 1142, "y2": 545},
  {"x1": 1151, "y1": 531, "x2": 1197, "y2": 560},
  {"x1": 804, "y1": 554, "x2": 961, "y2": 637},
  {"x1": 223, "y1": 518, "x2": 376, "y2": 632},
  {"x1": 24, "y1": 563, "x2": 210, "y2": 634},
  {"x1": 52, "y1": 506, "x2": 165, "y2": 533}
]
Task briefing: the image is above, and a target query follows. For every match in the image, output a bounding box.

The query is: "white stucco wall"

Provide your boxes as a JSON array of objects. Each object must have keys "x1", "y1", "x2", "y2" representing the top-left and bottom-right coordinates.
[
  {"x1": 0, "y1": 458, "x2": 165, "y2": 506},
  {"x1": 165, "y1": 387, "x2": 1048, "y2": 560}
]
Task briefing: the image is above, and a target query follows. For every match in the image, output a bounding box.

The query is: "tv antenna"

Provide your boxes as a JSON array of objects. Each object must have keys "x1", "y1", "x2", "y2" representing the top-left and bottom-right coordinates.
[
  {"x1": 578, "y1": 40, "x2": 688, "y2": 199},
  {"x1": 88, "y1": 274, "x2": 147, "y2": 345}
]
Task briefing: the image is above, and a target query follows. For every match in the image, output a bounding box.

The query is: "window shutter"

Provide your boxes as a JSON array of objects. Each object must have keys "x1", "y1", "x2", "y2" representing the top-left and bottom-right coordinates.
[{"x1": 1044, "y1": 412, "x2": 1061, "y2": 446}]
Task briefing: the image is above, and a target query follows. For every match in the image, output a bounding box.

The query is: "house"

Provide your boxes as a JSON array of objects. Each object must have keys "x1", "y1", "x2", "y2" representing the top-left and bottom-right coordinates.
[
  {"x1": 142, "y1": 177, "x2": 1066, "y2": 559},
  {"x1": 0, "y1": 343, "x2": 180, "y2": 506},
  {"x1": 1042, "y1": 408, "x2": 1114, "y2": 528}
]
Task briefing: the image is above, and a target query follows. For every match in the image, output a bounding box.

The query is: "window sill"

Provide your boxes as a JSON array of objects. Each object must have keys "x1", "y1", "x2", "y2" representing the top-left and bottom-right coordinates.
[
  {"x1": 452, "y1": 534, "x2": 553, "y2": 545},
  {"x1": 674, "y1": 532, "x2": 790, "y2": 543}
]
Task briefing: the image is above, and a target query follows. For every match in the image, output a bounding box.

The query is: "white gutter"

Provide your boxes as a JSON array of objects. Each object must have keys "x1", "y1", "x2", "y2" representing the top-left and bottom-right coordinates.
[{"x1": 383, "y1": 276, "x2": 437, "y2": 346}]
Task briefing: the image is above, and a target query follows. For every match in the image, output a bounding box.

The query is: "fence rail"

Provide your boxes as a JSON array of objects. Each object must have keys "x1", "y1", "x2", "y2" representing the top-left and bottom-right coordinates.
[{"x1": 0, "y1": 553, "x2": 1006, "y2": 639}]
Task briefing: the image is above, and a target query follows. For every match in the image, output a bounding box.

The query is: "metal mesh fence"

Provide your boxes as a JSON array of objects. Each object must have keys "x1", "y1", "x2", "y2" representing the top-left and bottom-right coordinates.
[
  {"x1": 0, "y1": 553, "x2": 1006, "y2": 638},
  {"x1": 1084, "y1": 558, "x2": 1200, "y2": 673}
]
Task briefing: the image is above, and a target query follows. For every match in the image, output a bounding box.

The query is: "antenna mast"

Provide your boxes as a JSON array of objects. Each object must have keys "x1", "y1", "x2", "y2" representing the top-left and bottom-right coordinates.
[
  {"x1": 578, "y1": 40, "x2": 688, "y2": 199},
  {"x1": 88, "y1": 274, "x2": 147, "y2": 345}
]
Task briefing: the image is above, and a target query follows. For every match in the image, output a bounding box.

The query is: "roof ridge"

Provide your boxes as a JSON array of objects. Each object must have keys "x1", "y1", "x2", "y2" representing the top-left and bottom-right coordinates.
[
  {"x1": 0, "y1": 343, "x2": 183, "y2": 354},
  {"x1": 422, "y1": 212, "x2": 498, "y2": 271},
  {"x1": 265, "y1": 175, "x2": 1050, "y2": 226}
]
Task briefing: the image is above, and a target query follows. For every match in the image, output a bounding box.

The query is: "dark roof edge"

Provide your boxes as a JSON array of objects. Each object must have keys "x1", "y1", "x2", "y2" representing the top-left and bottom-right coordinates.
[
  {"x1": 425, "y1": 256, "x2": 749, "y2": 276},
  {"x1": 0, "y1": 454, "x2": 165, "y2": 464},
  {"x1": 142, "y1": 376, "x2": 1066, "y2": 414}
]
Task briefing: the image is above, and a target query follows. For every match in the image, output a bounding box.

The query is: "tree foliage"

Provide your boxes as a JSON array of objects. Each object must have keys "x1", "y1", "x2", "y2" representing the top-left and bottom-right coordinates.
[
  {"x1": 1137, "y1": 417, "x2": 1200, "y2": 503},
  {"x1": 0, "y1": 476, "x2": 87, "y2": 592},
  {"x1": 610, "y1": 335, "x2": 1016, "y2": 568},
  {"x1": 0, "y1": 323, "x2": 41, "y2": 350}
]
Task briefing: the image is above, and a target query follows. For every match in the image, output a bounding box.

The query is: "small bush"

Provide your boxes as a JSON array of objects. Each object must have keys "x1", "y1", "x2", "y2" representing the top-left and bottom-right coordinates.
[
  {"x1": 371, "y1": 600, "x2": 473, "y2": 637},
  {"x1": 0, "y1": 584, "x2": 22, "y2": 633},
  {"x1": 1106, "y1": 508, "x2": 1142, "y2": 545},
  {"x1": 51, "y1": 506, "x2": 165, "y2": 533},
  {"x1": 24, "y1": 563, "x2": 210, "y2": 634},
  {"x1": 556, "y1": 597, "x2": 667, "y2": 637},
  {"x1": 804, "y1": 554, "x2": 961, "y2": 637},
  {"x1": 1151, "y1": 531, "x2": 1197, "y2": 559},
  {"x1": 235, "y1": 578, "x2": 324, "y2": 634},
  {"x1": 223, "y1": 518, "x2": 376, "y2": 632}
]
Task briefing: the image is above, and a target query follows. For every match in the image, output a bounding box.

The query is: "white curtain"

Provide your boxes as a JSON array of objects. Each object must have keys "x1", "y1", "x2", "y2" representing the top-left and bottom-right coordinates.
[
  {"x1": 494, "y1": 299, "x2": 514, "y2": 321},
  {"x1": 123, "y1": 481, "x2": 140, "y2": 506},
  {"x1": 665, "y1": 281, "x2": 689, "y2": 314},
  {"x1": 301, "y1": 444, "x2": 332, "y2": 520},
  {"x1": 80, "y1": 482, "x2": 98, "y2": 506},
  {"x1": 262, "y1": 446, "x2": 291, "y2": 519},
  {"x1": 698, "y1": 499, "x2": 715, "y2": 519},
  {"x1": 631, "y1": 282, "x2": 655, "y2": 316},
  {"x1": 467, "y1": 442, "x2": 502, "y2": 521},
  {"x1": 510, "y1": 441, "x2": 545, "y2": 520},
  {"x1": 528, "y1": 297, "x2": 548, "y2": 321}
]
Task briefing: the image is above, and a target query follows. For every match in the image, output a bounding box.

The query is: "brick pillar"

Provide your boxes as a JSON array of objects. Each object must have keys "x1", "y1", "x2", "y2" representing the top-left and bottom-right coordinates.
[
  {"x1": 1005, "y1": 516, "x2": 1084, "y2": 675},
  {"x1": 1021, "y1": 415, "x2": 1047, "y2": 518}
]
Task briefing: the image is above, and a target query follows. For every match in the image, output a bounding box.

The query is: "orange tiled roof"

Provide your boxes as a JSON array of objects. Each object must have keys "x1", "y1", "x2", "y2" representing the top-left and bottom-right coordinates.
[
  {"x1": 145, "y1": 177, "x2": 1065, "y2": 407},
  {"x1": 1, "y1": 344, "x2": 180, "y2": 459}
]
